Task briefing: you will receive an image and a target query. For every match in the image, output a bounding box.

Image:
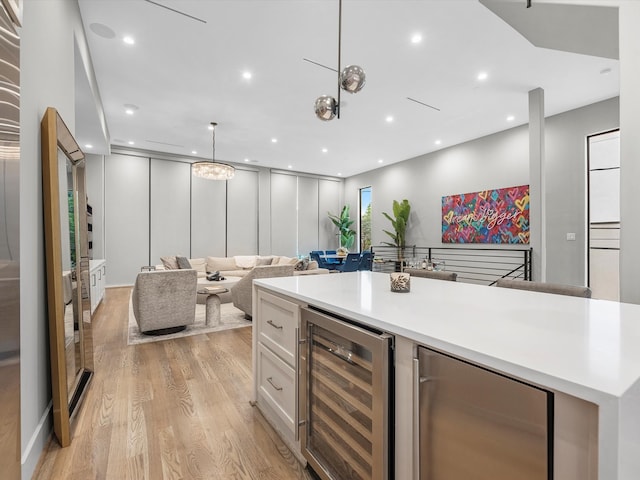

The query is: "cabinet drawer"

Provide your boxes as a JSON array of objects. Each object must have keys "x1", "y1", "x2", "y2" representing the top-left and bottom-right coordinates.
[
  {"x1": 257, "y1": 343, "x2": 296, "y2": 435},
  {"x1": 257, "y1": 290, "x2": 299, "y2": 366}
]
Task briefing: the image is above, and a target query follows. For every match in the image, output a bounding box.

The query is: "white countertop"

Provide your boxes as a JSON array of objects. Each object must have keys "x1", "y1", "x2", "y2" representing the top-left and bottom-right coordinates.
[{"x1": 255, "y1": 271, "x2": 640, "y2": 402}]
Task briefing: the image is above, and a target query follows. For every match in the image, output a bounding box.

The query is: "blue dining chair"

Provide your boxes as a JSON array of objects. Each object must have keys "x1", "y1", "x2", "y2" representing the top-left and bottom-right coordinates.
[
  {"x1": 337, "y1": 253, "x2": 361, "y2": 272},
  {"x1": 358, "y1": 251, "x2": 373, "y2": 271},
  {"x1": 324, "y1": 249, "x2": 342, "y2": 266},
  {"x1": 310, "y1": 251, "x2": 337, "y2": 270}
]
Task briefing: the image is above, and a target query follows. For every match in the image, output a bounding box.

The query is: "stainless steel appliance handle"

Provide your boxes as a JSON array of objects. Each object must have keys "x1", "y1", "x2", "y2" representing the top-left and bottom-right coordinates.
[{"x1": 413, "y1": 358, "x2": 420, "y2": 480}]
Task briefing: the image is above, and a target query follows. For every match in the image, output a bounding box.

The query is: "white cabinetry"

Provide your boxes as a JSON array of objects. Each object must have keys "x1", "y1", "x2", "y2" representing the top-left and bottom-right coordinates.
[
  {"x1": 89, "y1": 259, "x2": 106, "y2": 313},
  {"x1": 253, "y1": 288, "x2": 302, "y2": 461}
]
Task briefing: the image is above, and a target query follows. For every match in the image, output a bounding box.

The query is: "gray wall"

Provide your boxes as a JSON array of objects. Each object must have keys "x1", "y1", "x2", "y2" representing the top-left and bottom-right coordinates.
[
  {"x1": 345, "y1": 97, "x2": 619, "y2": 287},
  {"x1": 545, "y1": 97, "x2": 620, "y2": 285}
]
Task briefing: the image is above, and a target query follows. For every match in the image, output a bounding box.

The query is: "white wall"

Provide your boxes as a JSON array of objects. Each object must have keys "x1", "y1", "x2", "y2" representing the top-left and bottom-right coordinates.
[
  {"x1": 344, "y1": 97, "x2": 619, "y2": 287},
  {"x1": 86, "y1": 152, "x2": 344, "y2": 286},
  {"x1": 20, "y1": 0, "x2": 104, "y2": 477}
]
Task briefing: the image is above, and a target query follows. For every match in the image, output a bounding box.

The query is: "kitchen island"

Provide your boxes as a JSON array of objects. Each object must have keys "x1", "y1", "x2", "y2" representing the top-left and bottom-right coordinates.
[{"x1": 251, "y1": 271, "x2": 640, "y2": 480}]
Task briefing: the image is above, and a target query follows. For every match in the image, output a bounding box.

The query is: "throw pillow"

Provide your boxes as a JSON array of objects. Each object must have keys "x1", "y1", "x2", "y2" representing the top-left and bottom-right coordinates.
[
  {"x1": 160, "y1": 256, "x2": 178, "y2": 270},
  {"x1": 176, "y1": 256, "x2": 192, "y2": 269},
  {"x1": 256, "y1": 256, "x2": 273, "y2": 266},
  {"x1": 207, "y1": 256, "x2": 237, "y2": 272},
  {"x1": 189, "y1": 258, "x2": 207, "y2": 274},
  {"x1": 273, "y1": 256, "x2": 287, "y2": 265},
  {"x1": 234, "y1": 255, "x2": 257, "y2": 269},
  {"x1": 294, "y1": 257, "x2": 309, "y2": 271}
]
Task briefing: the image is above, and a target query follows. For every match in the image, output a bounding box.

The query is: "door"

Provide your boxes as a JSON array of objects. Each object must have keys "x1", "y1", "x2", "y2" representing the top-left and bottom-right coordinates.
[{"x1": 588, "y1": 130, "x2": 620, "y2": 301}]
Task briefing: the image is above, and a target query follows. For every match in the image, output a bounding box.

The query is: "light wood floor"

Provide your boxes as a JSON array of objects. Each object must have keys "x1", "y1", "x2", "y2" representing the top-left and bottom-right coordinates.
[{"x1": 34, "y1": 287, "x2": 313, "y2": 480}]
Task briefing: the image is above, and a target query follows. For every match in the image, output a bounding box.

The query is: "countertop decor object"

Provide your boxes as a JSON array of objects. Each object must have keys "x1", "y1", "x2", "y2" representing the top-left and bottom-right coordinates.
[
  {"x1": 191, "y1": 122, "x2": 235, "y2": 180},
  {"x1": 390, "y1": 272, "x2": 410, "y2": 292}
]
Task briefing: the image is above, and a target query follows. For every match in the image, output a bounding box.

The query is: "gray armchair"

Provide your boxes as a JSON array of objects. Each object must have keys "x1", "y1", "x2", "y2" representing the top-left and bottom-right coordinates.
[
  {"x1": 231, "y1": 264, "x2": 295, "y2": 318},
  {"x1": 132, "y1": 269, "x2": 198, "y2": 334},
  {"x1": 495, "y1": 278, "x2": 591, "y2": 298},
  {"x1": 404, "y1": 268, "x2": 457, "y2": 282}
]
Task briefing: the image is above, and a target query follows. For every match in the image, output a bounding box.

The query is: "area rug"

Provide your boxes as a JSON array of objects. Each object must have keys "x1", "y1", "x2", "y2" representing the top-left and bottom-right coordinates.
[{"x1": 128, "y1": 300, "x2": 251, "y2": 345}]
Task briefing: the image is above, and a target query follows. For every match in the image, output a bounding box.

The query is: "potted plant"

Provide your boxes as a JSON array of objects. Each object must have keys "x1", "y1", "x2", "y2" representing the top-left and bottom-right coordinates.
[
  {"x1": 382, "y1": 199, "x2": 411, "y2": 268},
  {"x1": 328, "y1": 205, "x2": 356, "y2": 253}
]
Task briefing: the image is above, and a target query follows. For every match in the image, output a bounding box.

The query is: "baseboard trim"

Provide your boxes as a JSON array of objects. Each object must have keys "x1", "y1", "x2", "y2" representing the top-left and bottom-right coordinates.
[{"x1": 21, "y1": 401, "x2": 52, "y2": 479}]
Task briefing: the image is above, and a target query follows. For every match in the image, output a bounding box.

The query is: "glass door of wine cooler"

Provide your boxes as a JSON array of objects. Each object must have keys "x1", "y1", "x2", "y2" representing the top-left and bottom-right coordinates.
[{"x1": 300, "y1": 307, "x2": 392, "y2": 480}]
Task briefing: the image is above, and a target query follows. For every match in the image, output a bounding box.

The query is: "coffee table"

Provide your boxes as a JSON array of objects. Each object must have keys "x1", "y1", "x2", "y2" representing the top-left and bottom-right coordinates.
[
  {"x1": 197, "y1": 286, "x2": 229, "y2": 326},
  {"x1": 196, "y1": 276, "x2": 241, "y2": 304}
]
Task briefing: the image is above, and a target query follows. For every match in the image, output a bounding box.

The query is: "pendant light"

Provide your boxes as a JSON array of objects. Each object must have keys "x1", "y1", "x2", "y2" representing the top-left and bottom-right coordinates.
[
  {"x1": 314, "y1": 0, "x2": 366, "y2": 121},
  {"x1": 192, "y1": 122, "x2": 235, "y2": 180}
]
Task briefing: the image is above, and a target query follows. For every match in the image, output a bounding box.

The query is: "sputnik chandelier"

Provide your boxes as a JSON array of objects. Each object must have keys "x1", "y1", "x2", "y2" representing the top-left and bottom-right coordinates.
[
  {"x1": 191, "y1": 122, "x2": 235, "y2": 180},
  {"x1": 313, "y1": 0, "x2": 366, "y2": 121}
]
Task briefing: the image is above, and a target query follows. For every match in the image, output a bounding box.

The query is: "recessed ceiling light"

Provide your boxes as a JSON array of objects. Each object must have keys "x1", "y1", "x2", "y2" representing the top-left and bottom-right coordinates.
[
  {"x1": 378, "y1": 159, "x2": 384, "y2": 164},
  {"x1": 506, "y1": 115, "x2": 515, "y2": 122},
  {"x1": 244, "y1": 158, "x2": 250, "y2": 162},
  {"x1": 123, "y1": 35, "x2": 135, "y2": 45},
  {"x1": 477, "y1": 71, "x2": 488, "y2": 81},
  {"x1": 192, "y1": 150, "x2": 197, "y2": 154},
  {"x1": 272, "y1": 138, "x2": 278, "y2": 143},
  {"x1": 124, "y1": 103, "x2": 138, "y2": 115},
  {"x1": 435, "y1": 139, "x2": 442, "y2": 145},
  {"x1": 337, "y1": 173, "x2": 342, "y2": 176},
  {"x1": 85, "y1": 144, "x2": 93, "y2": 149},
  {"x1": 411, "y1": 33, "x2": 422, "y2": 44},
  {"x1": 287, "y1": 165, "x2": 292, "y2": 169},
  {"x1": 89, "y1": 23, "x2": 115, "y2": 39},
  {"x1": 322, "y1": 148, "x2": 328, "y2": 153},
  {"x1": 242, "y1": 71, "x2": 252, "y2": 80},
  {"x1": 385, "y1": 115, "x2": 394, "y2": 123},
  {"x1": 128, "y1": 141, "x2": 135, "y2": 145}
]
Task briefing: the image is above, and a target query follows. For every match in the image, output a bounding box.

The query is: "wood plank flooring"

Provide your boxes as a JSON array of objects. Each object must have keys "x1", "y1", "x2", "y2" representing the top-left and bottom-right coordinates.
[{"x1": 33, "y1": 287, "x2": 313, "y2": 480}]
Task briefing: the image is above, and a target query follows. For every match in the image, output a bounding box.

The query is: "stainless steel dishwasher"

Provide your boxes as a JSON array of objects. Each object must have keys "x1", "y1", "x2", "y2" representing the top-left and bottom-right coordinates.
[
  {"x1": 300, "y1": 307, "x2": 393, "y2": 480},
  {"x1": 417, "y1": 346, "x2": 554, "y2": 479}
]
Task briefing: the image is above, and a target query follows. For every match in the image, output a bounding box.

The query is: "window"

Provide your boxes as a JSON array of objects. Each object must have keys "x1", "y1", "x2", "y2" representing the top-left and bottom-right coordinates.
[{"x1": 360, "y1": 186, "x2": 372, "y2": 251}]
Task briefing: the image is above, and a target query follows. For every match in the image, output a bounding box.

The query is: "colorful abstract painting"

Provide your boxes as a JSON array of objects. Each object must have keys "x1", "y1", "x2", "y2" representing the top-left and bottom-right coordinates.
[{"x1": 442, "y1": 185, "x2": 530, "y2": 244}]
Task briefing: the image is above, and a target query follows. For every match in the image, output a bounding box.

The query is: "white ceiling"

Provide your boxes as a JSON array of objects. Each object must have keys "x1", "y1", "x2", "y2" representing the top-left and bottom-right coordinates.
[{"x1": 76, "y1": 0, "x2": 619, "y2": 178}]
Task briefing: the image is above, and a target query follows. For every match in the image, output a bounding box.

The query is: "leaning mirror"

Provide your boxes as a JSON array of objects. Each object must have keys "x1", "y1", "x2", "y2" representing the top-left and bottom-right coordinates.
[{"x1": 41, "y1": 107, "x2": 93, "y2": 447}]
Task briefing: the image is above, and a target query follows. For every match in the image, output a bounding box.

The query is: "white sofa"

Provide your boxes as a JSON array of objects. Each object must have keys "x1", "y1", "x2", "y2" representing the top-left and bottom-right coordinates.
[{"x1": 157, "y1": 254, "x2": 329, "y2": 277}]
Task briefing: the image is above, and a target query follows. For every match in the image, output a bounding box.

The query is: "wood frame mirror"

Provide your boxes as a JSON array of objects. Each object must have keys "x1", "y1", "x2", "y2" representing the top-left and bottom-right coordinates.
[{"x1": 41, "y1": 107, "x2": 93, "y2": 447}]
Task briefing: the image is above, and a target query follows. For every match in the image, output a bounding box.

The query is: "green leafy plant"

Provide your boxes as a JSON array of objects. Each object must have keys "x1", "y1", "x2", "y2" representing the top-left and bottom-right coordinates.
[
  {"x1": 382, "y1": 199, "x2": 411, "y2": 248},
  {"x1": 328, "y1": 205, "x2": 356, "y2": 250}
]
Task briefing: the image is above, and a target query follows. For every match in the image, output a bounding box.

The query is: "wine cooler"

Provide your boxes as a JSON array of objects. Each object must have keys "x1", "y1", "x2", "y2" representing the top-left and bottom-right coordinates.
[{"x1": 300, "y1": 307, "x2": 393, "y2": 480}]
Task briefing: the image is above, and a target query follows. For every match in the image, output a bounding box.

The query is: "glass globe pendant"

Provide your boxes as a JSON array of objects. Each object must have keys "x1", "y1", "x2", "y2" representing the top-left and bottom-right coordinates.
[{"x1": 313, "y1": 0, "x2": 366, "y2": 121}]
